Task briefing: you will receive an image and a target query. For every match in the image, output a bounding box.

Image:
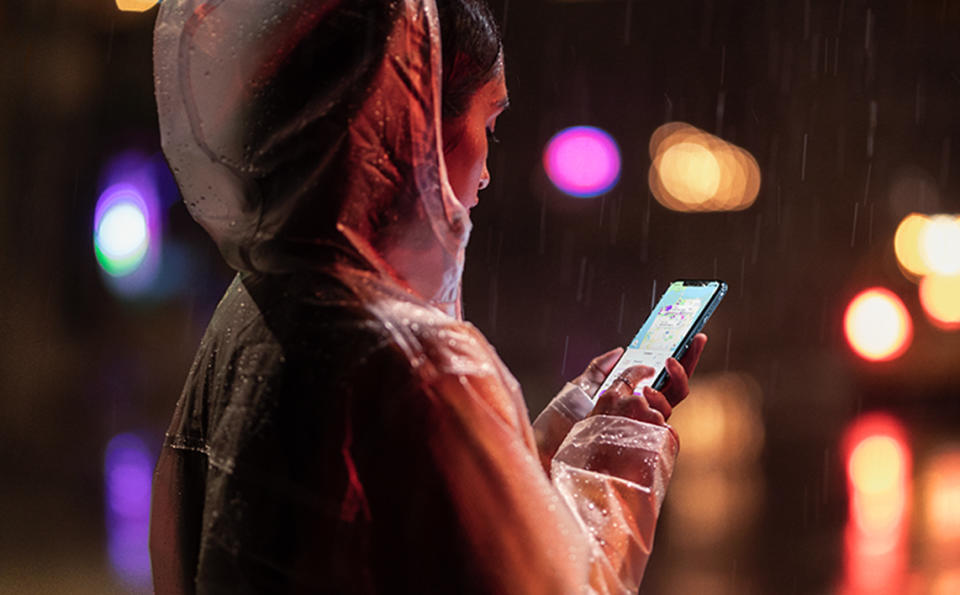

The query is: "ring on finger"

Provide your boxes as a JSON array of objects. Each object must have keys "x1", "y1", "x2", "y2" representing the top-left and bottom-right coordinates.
[{"x1": 613, "y1": 376, "x2": 635, "y2": 390}]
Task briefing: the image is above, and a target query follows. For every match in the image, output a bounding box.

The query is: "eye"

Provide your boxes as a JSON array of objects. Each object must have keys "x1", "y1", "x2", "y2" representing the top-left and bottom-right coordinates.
[{"x1": 486, "y1": 128, "x2": 500, "y2": 145}]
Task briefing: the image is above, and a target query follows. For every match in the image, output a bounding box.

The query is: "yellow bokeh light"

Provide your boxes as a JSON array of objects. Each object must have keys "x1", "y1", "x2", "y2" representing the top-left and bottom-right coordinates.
[
  {"x1": 895, "y1": 213, "x2": 960, "y2": 282},
  {"x1": 649, "y1": 121, "x2": 693, "y2": 157},
  {"x1": 894, "y1": 213, "x2": 932, "y2": 278},
  {"x1": 850, "y1": 437, "x2": 904, "y2": 495},
  {"x1": 843, "y1": 288, "x2": 912, "y2": 361},
  {"x1": 116, "y1": 0, "x2": 158, "y2": 12},
  {"x1": 921, "y1": 215, "x2": 960, "y2": 275},
  {"x1": 923, "y1": 449, "x2": 960, "y2": 544},
  {"x1": 668, "y1": 472, "x2": 762, "y2": 547},
  {"x1": 849, "y1": 437, "x2": 906, "y2": 536},
  {"x1": 919, "y1": 274, "x2": 960, "y2": 329},
  {"x1": 667, "y1": 373, "x2": 764, "y2": 548},
  {"x1": 843, "y1": 416, "x2": 911, "y2": 539},
  {"x1": 648, "y1": 122, "x2": 761, "y2": 213},
  {"x1": 658, "y1": 142, "x2": 721, "y2": 205},
  {"x1": 841, "y1": 414, "x2": 911, "y2": 593},
  {"x1": 670, "y1": 373, "x2": 765, "y2": 465},
  {"x1": 705, "y1": 140, "x2": 743, "y2": 211}
]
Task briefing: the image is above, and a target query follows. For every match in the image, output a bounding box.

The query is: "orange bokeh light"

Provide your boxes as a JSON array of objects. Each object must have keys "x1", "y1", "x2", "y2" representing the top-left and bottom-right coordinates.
[
  {"x1": 116, "y1": 0, "x2": 157, "y2": 12},
  {"x1": 648, "y1": 122, "x2": 760, "y2": 213},
  {"x1": 894, "y1": 213, "x2": 960, "y2": 282},
  {"x1": 919, "y1": 274, "x2": 960, "y2": 330},
  {"x1": 894, "y1": 213, "x2": 932, "y2": 278},
  {"x1": 922, "y1": 215, "x2": 960, "y2": 275},
  {"x1": 840, "y1": 414, "x2": 911, "y2": 595},
  {"x1": 849, "y1": 435, "x2": 908, "y2": 535},
  {"x1": 843, "y1": 288, "x2": 913, "y2": 362},
  {"x1": 843, "y1": 414, "x2": 911, "y2": 538},
  {"x1": 924, "y1": 449, "x2": 960, "y2": 544}
]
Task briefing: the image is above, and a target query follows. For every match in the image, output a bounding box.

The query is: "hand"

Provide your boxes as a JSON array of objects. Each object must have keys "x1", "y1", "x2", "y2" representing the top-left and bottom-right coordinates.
[
  {"x1": 657, "y1": 333, "x2": 708, "y2": 408},
  {"x1": 588, "y1": 364, "x2": 669, "y2": 425},
  {"x1": 571, "y1": 347, "x2": 624, "y2": 398},
  {"x1": 584, "y1": 333, "x2": 708, "y2": 427}
]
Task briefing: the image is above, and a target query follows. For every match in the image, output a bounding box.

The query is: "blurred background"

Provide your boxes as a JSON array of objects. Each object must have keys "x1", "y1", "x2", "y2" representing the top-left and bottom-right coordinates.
[{"x1": 1, "y1": 0, "x2": 958, "y2": 593}]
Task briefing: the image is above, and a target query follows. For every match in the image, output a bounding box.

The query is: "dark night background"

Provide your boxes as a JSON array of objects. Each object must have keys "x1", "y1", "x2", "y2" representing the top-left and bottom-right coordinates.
[{"x1": 1, "y1": 1, "x2": 958, "y2": 593}]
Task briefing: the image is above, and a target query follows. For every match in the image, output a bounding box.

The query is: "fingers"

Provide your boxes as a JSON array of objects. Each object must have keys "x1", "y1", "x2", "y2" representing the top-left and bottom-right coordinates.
[
  {"x1": 594, "y1": 387, "x2": 665, "y2": 425},
  {"x1": 573, "y1": 347, "x2": 625, "y2": 396},
  {"x1": 678, "y1": 333, "x2": 708, "y2": 378},
  {"x1": 641, "y1": 385, "x2": 673, "y2": 420},
  {"x1": 662, "y1": 357, "x2": 690, "y2": 407},
  {"x1": 586, "y1": 347, "x2": 624, "y2": 382},
  {"x1": 619, "y1": 364, "x2": 656, "y2": 387},
  {"x1": 593, "y1": 364, "x2": 653, "y2": 405},
  {"x1": 661, "y1": 333, "x2": 708, "y2": 407},
  {"x1": 592, "y1": 365, "x2": 666, "y2": 426},
  {"x1": 617, "y1": 396, "x2": 666, "y2": 426}
]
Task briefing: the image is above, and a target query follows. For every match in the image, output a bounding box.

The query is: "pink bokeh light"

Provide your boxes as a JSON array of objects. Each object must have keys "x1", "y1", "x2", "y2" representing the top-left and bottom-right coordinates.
[{"x1": 543, "y1": 126, "x2": 621, "y2": 197}]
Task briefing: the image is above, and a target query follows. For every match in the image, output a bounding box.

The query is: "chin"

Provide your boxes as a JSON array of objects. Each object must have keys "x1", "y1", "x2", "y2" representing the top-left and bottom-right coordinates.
[{"x1": 456, "y1": 196, "x2": 479, "y2": 210}]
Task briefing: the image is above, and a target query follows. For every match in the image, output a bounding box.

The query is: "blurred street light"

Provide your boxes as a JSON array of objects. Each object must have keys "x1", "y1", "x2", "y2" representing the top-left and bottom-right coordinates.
[
  {"x1": 919, "y1": 274, "x2": 960, "y2": 330},
  {"x1": 923, "y1": 448, "x2": 960, "y2": 547},
  {"x1": 116, "y1": 0, "x2": 159, "y2": 12},
  {"x1": 843, "y1": 288, "x2": 913, "y2": 362},
  {"x1": 839, "y1": 414, "x2": 911, "y2": 595},
  {"x1": 543, "y1": 125, "x2": 621, "y2": 198},
  {"x1": 648, "y1": 122, "x2": 760, "y2": 212},
  {"x1": 921, "y1": 215, "x2": 960, "y2": 276},
  {"x1": 894, "y1": 213, "x2": 960, "y2": 281},
  {"x1": 104, "y1": 433, "x2": 153, "y2": 590},
  {"x1": 95, "y1": 185, "x2": 150, "y2": 278},
  {"x1": 894, "y1": 214, "x2": 933, "y2": 279}
]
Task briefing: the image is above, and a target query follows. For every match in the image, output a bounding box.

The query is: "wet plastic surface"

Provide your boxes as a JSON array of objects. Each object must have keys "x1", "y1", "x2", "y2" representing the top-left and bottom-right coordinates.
[{"x1": 150, "y1": 1, "x2": 678, "y2": 593}]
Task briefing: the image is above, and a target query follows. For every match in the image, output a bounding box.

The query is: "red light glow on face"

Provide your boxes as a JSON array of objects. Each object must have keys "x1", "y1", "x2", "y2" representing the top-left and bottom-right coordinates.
[
  {"x1": 543, "y1": 126, "x2": 621, "y2": 198},
  {"x1": 843, "y1": 288, "x2": 913, "y2": 362}
]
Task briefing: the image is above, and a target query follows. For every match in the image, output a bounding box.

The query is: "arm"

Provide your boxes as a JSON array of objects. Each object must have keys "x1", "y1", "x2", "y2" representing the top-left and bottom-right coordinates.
[
  {"x1": 357, "y1": 330, "x2": 706, "y2": 593},
  {"x1": 379, "y1": 364, "x2": 676, "y2": 593},
  {"x1": 531, "y1": 381, "x2": 595, "y2": 474}
]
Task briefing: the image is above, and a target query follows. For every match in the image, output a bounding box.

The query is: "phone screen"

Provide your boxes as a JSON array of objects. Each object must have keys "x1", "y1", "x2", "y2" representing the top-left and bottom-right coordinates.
[{"x1": 593, "y1": 280, "x2": 726, "y2": 400}]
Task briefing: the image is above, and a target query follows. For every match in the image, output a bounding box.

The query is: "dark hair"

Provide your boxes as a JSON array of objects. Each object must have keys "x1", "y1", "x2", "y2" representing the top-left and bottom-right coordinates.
[{"x1": 436, "y1": 0, "x2": 503, "y2": 121}]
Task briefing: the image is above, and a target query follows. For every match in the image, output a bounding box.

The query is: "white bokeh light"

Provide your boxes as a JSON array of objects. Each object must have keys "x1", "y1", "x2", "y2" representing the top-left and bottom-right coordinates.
[
  {"x1": 844, "y1": 288, "x2": 912, "y2": 361},
  {"x1": 921, "y1": 215, "x2": 960, "y2": 275},
  {"x1": 96, "y1": 202, "x2": 148, "y2": 263}
]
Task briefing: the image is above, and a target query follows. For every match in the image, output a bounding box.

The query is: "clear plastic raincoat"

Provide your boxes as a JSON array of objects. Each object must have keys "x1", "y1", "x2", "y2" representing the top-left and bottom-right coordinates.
[{"x1": 149, "y1": 1, "x2": 678, "y2": 593}]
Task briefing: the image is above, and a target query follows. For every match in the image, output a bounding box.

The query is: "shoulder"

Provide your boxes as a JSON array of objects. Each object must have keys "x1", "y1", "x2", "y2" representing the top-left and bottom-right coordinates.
[{"x1": 366, "y1": 300, "x2": 527, "y2": 431}]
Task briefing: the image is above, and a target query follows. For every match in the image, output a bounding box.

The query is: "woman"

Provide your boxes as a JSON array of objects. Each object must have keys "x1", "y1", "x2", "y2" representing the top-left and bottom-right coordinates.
[{"x1": 150, "y1": 1, "x2": 706, "y2": 593}]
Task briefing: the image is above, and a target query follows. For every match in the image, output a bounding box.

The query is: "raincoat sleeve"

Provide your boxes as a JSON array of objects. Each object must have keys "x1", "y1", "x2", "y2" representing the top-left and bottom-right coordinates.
[
  {"x1": 403, "y1": 357, "x2": 677, "y2": 594},
  {"x1": 531, "y1": 382, "x2": 596, "y2": 473}
]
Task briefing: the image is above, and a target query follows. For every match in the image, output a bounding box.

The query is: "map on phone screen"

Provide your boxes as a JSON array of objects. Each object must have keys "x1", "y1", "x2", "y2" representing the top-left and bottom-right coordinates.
[{"x1": 595, "y1": 281, "x2": 719, "y2": 398}]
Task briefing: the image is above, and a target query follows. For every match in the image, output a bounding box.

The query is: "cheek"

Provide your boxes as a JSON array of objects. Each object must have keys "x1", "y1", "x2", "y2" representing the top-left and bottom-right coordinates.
[{"x1": 444, "y1": 132, "x2": 486, "y2": 197}]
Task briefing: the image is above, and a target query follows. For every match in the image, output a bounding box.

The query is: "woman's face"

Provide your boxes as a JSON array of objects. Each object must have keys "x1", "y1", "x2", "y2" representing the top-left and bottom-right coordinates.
[{"x1": 442, "y1": 70, "x2": 509, "y2": 210}]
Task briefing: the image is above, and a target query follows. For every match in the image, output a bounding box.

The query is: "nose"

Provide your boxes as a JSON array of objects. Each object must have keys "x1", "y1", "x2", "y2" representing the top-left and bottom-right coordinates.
[{"x1": 479, "y1": 163, "x2": 491, "y2": 190}]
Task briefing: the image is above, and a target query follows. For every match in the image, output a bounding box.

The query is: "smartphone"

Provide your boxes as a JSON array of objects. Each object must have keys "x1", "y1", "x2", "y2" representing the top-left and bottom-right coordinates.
[{"x1": 593, "y1": 279, "x2": 727, "y2": 401}]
